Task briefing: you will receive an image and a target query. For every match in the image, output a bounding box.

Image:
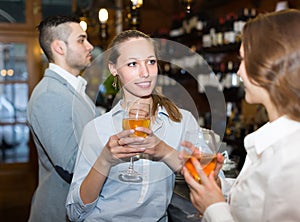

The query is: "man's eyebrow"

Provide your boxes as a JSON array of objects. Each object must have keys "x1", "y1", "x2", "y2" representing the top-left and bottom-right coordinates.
[{"x1": 78, "y1": 34, "x2": 87, "y2": 39}]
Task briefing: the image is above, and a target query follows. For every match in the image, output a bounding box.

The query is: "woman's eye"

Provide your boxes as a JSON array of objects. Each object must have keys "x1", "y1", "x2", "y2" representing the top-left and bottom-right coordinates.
[
  {"x1": 128, "y1": 62, "x2": 137, "y2": 67},
  {"x1": 149, "y1": 59, "x2": 156, "y2": 65}
]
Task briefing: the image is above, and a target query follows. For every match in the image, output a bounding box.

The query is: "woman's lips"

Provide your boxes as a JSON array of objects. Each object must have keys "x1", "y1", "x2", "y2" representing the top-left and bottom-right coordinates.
[{"x1": 135, "y1": 81, "x2": 151, "y2": 88}]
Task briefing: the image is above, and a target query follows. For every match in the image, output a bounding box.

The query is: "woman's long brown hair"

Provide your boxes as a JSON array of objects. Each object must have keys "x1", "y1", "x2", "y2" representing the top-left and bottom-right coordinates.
[{"x1": 242, "y1": 9, "x2": 300, "y2": 121}]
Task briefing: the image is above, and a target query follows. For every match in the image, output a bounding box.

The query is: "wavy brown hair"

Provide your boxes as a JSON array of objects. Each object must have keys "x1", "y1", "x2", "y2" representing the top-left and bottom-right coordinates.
[
  {"x1": 107, "y1": 29, "x2": 182, "y2": 122},
  {"x1": 242, "y1": 9, "x2": 300, "y2": 121}
]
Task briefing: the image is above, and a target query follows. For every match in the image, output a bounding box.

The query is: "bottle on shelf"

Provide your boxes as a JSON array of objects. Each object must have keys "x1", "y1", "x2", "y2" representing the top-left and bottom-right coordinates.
[
  {"x1": 169, "y1": 13, "x2": 185, "y2": 37},
  {"x1": 234, "y1": 8, "x2": 249, "y2": 42},
  {"x1": 223, "y1": 13, "x2": 236, "y2": 45},
  {"x1": 230, "y1": 60, "x2": 241, "y2": 87},
  {"x1": 216, "y1": 17, "x2": 225, "y2": 46},
  {"x1": 218, "y1": 61, "x2": 226, "y2": 90},
  {"x1": 210, "y1": 18, "x2": 218, "y2": 47},
  {"x1": 224, "y1": 60, "x2": 233, "y2": 88},
  {"x1": 202, "y1": 20, "x2": 212, "y2": 48}
]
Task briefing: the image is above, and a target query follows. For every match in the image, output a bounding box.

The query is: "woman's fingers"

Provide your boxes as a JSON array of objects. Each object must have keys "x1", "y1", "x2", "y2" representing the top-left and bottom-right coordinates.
[
  {"x1": 191, "y1": 157, "x2": 210, "y2": 185},
  {"x1": 116, "y1": 129, "x2": 134, "y2": 140},
  {"x1": 135, "y1": 126, "x2": 152, "y2": 136},
  {"x1": 182, "y1": 166, "x2": 200, "y2": 188},
  {"x1": 214, "y1": 153, "x2": 224, "y2": 176}
]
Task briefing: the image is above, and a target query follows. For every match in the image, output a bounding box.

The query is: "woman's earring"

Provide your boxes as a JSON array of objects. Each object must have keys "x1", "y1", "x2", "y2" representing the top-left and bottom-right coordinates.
[{"x1": 112, "y1": 76, "x2": 118, "y2": 89}]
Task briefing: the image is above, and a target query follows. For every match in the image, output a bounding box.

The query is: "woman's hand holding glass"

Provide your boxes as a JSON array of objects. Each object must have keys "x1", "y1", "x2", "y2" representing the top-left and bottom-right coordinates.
[
  {"x1": 180, "y1": 140, "x2": 224, "y2": 183},
  {"x1": 180, "y1": 129, "x2": 226, "y2": 215},
  {"x1": 101, "y1": 122, "x2": 165, "y2": 166},
  {"x1": 119, "y1": 101, "x2": 151, "y2": 182},
  {"x1": 100, "y1": 101, "x2": 176, "y2": 183},
  {"x1": 133, "y1": 126, "x2": 172, "y2": 160},
  {"x1": 100, "y1": 129, "x2": 146, "y2": 167},
  {"x1": 123, "y1": 125, "x2": 181, "y2": 173},
  {"x1": 182, "y1": 154, "x2": 226, "y2": 215}
]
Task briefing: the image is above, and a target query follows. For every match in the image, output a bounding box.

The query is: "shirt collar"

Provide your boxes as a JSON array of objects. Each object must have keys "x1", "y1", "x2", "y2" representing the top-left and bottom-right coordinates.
[
  {"x1": 110, "y1": 101, "x2": 170, "y2": 116},
  {"x1": 157, "y1": 105, "x2": 169, "y2": 117},
  {"x1": 109, "y1": 100, "x2": 169, "y2": 128},
  {"x1": 110, "y1": 100, "x2": 124, "y2": 117},
  {"x1": 49, "y1": 63, "x2": 84, "y2": 93},
  {"x1": 244, "y1": 116, "x2": 300, "y2": 155}
]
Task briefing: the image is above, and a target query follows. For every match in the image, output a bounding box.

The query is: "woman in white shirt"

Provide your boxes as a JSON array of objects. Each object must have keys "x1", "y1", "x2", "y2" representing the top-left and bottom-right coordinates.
[{"x1": 181, "y1": 9, "x2": 300, "y2": 222}]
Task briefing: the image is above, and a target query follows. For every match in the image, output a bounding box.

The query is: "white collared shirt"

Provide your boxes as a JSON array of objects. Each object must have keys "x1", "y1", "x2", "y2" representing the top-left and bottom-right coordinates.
[
  {"x1": 49, "y1": 63, "x2": 94, "y2": 112},
  {"x1": 49, "y1": 63, "x2": 85, "y2": 94},
  {"x1": 203, "y1": 116, "x2": 300, "y2": 222},
  {"x1": 66, "y1": 100, "x2": 201, "y2": 222}
]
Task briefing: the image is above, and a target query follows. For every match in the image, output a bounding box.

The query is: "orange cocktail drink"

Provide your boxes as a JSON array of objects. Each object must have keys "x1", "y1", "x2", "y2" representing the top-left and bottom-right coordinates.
[{"x1": 185, "y1": 153, "x2": 217, "y2": 182}]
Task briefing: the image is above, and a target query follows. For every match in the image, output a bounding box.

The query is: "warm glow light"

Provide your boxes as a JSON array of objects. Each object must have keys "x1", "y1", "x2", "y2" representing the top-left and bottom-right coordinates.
[
  {"x1": 0, "y1": 69, "x2": 14, "y2": 76},
  {"x1": 131, "y1": 0, "x2": 143, "y2": 7},
  {"x1": 138, "y1": 0, "x2": 143, "y2": 6},
  {"x1": 98, "y1": 8, "x2": 108, "y2": 23},
  {"x1": 1, "y1": 69, "x2": 6, "y2": 76},
  {"x1": 80, "y1": 20, "x2": 87, "y2": 31},
  {"x1": 7, "y1": 69, "x2": 14, "y2": 76}
]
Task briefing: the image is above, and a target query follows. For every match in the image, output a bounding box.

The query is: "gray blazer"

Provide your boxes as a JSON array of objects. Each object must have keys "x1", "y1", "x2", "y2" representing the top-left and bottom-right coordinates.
[{"x1": 27, "y1": 69, "x2": 99, "y2": 222}]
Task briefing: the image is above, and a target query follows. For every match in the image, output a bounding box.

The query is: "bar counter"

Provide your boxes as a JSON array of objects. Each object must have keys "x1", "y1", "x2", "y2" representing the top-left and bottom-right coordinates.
[{"x1": 168, "y1": 174, "x2": 201, "y2": 222}]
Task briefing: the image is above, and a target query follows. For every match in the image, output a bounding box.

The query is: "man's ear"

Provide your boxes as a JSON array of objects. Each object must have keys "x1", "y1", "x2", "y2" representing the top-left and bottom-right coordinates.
[
  {"x1": 51, "y1": 40, "x2": 65, "y2": 55},
  {"x1": 108, "y1": 62, "x2": 118, "y2": 76}
]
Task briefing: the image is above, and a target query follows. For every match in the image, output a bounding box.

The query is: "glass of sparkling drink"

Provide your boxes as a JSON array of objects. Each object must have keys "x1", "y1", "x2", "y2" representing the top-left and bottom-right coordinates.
[{"x1": 119, "y1": 101, "x2": 150, "y2": 183}]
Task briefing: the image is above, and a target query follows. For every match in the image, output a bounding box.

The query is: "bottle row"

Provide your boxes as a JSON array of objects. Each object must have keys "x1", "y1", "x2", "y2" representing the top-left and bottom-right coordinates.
[
  {"x1": 157, "y1": 57, "x2": 242, "y2": 90},
  {"x1": 157, "y1": 70, "x2": 241, "y2": 92},
  {"x1": 168, "y1": 7, "x2": 257, "y2": 48},
  {"x1": 202, "y1": 8, "x2": 257, "y2": 47}
]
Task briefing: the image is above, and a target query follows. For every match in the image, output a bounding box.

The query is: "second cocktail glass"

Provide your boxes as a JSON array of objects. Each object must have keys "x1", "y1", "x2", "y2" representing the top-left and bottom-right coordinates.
[{"x1": 183, "y1": 128, "x2": 218, "y2": 183}]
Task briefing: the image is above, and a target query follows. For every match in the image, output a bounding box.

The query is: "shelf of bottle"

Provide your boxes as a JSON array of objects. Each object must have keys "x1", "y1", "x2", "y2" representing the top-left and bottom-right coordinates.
[
  {"x1": 167, "y1": 32, "x2": 241, "y2": 52},
  {"x1": 201, "y1": 42, "x2": 241, "y2": 54}
]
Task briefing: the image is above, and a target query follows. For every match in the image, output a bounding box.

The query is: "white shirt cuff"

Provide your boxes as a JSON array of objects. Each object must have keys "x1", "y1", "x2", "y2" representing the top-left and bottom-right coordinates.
[{"x1": 202, "y1": 202, "x2": 233, "y2": 222}]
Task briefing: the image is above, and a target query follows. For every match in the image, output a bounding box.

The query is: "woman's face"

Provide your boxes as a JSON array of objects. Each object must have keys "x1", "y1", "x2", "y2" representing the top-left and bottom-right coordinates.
[
  {"x1": 237, "y1": 44, "x2": 269, "y2": 105},
  {"x1": 111, "y1": 38, "x2": 158, "y2": 101}
]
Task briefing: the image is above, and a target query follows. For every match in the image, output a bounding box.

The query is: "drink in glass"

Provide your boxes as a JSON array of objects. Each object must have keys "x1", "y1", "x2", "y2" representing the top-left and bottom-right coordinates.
[
  {"x1": 122, "y1": 118, "x2": 150, "y2": 138},
  {"x1": 183, "y1": 128, "x2": 218, "y2": 183},
  {"x1": 119, "y1": 101, "x2": 151, "y2": 183},
  {"x1": 184, "y1": 153, "x2": 217, "y2": 182}
]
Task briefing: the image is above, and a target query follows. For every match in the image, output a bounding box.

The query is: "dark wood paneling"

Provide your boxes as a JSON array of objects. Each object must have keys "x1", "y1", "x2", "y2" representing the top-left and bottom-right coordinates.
[{"x1": 0, "y1": 163, "x2": 36, "y2": 222}]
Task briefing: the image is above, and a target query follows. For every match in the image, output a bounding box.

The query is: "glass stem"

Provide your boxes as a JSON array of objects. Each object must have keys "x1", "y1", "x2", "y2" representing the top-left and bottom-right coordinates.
[{"x1": 129, "y1": 157, "x2": 134, "y2": 170}]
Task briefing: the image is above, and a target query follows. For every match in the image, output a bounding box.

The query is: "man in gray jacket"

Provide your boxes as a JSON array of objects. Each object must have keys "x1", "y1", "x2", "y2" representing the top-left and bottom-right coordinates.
[{"x1": 27, "y1": 15, "x2": 98, "y2": 222}]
